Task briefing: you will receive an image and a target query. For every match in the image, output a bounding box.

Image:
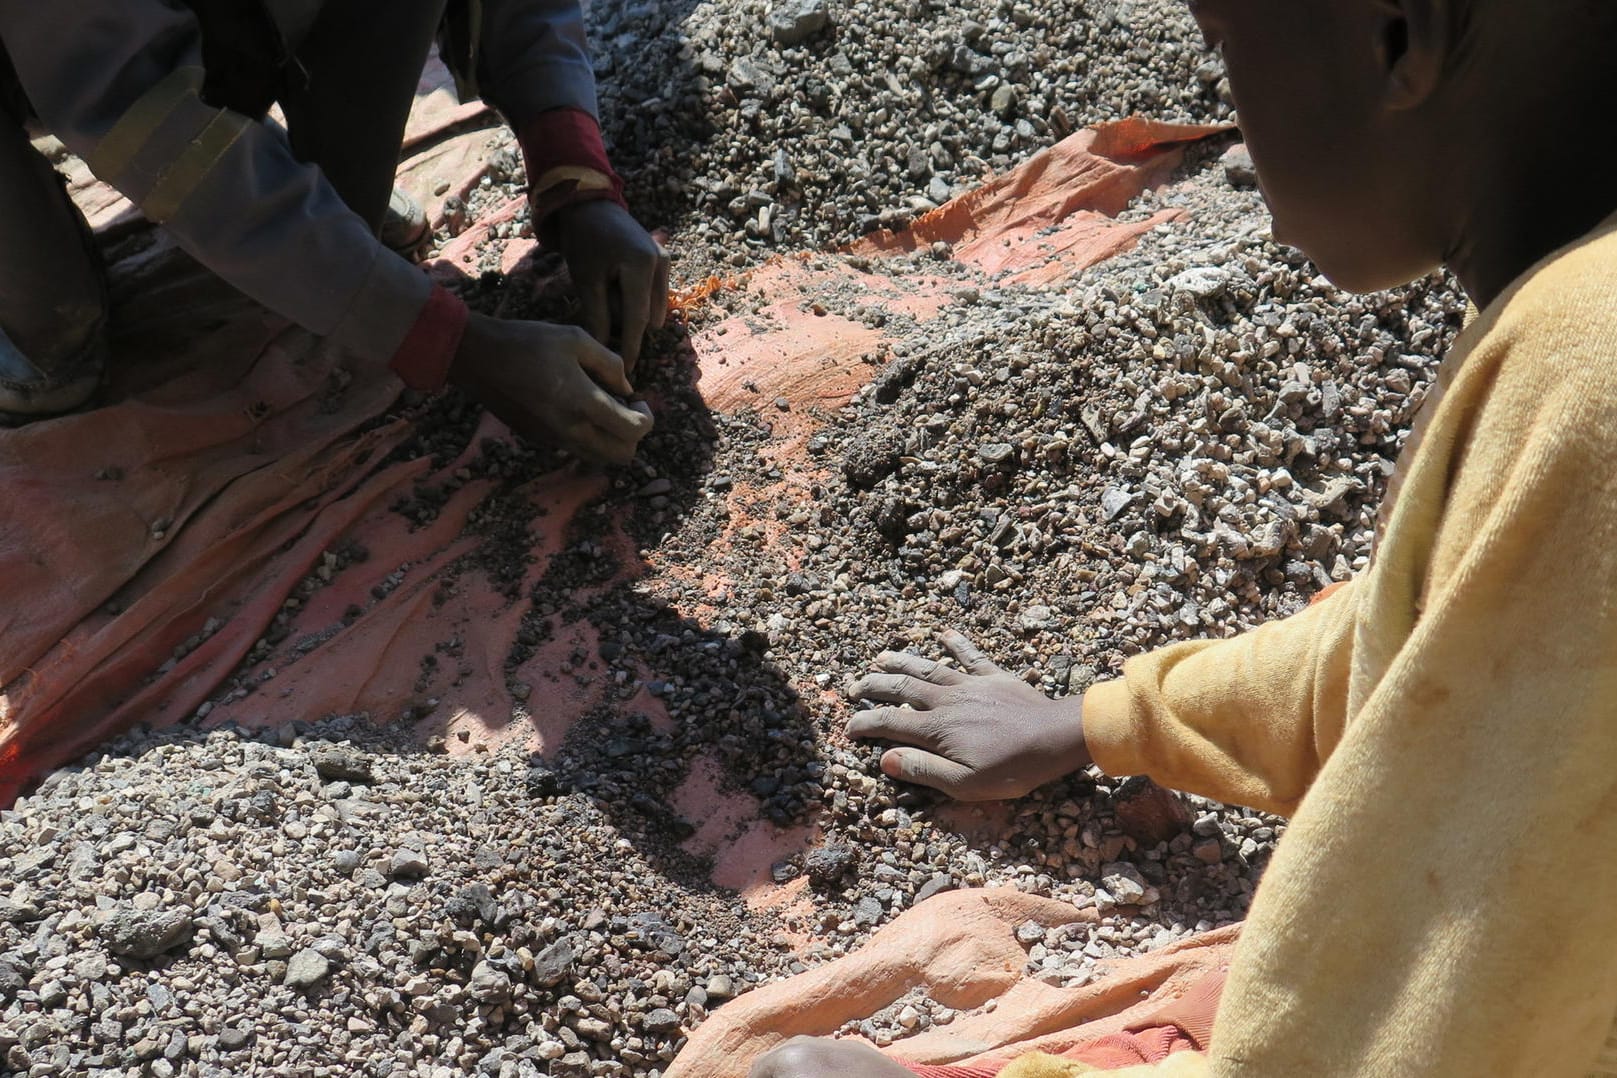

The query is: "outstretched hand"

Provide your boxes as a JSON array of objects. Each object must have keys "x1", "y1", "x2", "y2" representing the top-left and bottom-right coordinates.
[
  {"x1": 847, "y1": 630, "x2": 1091, "y2": 801},
  {"x1": 749, "y1": 1037, "x2": 916, "y2": 1078},
  {"x1": 552, "y1": 200, "x2": 670, "y2": 379}
]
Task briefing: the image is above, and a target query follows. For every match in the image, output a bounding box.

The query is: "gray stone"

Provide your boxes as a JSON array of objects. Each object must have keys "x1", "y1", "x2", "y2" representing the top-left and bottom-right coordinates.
[
  {"x1": 637, "y1": 478, "x2": 674, "y2": 498},
  {"x1": 1018, "y1": 604, "x2": 1054, "y2": 632},
  {"x1": 388, "y1": 848, "x2": 429, "y2": 880},
  {"x1": 311, "y1": 936, "x2": 349, "y2": 961},
  {"x1": 726, "y1": 57, "x2": 776, "y2": 96},
  {"x1": 99, "y1": 908, "x2": 194, "y2": 959},
  {"x1": 1099, "y1": 862, "x2": 1157, "y2": 906},
  {"x1": 1167, "y1": 266, "x2": 1231, "y2": 300},
  {"x1": 254, "y1": 928, "x2": 294, "y2": 960},
  {"x1": 851, "y1": 895, "x2": 883, "y2": 926},
  {"x1": 283, "y1": 948, "x2": 330, "y2": 990},
  {"x1": 990, "y1": 84, "x2": 1018, "y2": 118},
  {"x1": 627, "y1": 911, "x2": 686, "y2": 957},
  {"x1": 445, "y1": 882, "x2": 498, "y2": 927},
  {"x1": 802, "y1": 842, "x2": 856, "y2": 884},
  {"x1": 768, "y1": 0, "x2": 830, "y2": 46},
  {"x1": 1101, "y1": 486, "x2": 1135, "y2": 521},
  {"x1": 1222, "y1": 142, "x2": 1258, "y2": 187},
  {"x1": 0, "y1": 960, "x2": 29, "y2": 997},
  {"x1": 0, "y1": 898, "x2": 42, "y2": 923},
  {"x1": 469, "y1": 961, "x2": 513, "y2": 1004},
  {"x1": 12, "y1": 848, "x2": 55, "y2": 877},
  {"x1": 642, "y1": 1008, "x2": 681, "y2": 1035},
  {"x1": 531, "y1": 937, "x2": 576, "y2": 988},
  {"x1": 914, "y1": 874, "x2": 955, "y2": 904},
  {"x1": 308, "y1": 743, "x2": 373, "y2": 783},
  {"x1": 977, "y1": 442, "x2": 1015, "y2": 465},
  {"x1": 217, "y1": 1026, "x2": 253, "y2": 1051},
  {"x1": 554, "y1": 1052, "x2": 591, "y2": 1076}
]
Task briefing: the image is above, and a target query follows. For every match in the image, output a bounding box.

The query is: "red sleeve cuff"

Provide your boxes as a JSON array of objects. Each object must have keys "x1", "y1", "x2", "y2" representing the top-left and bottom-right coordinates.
[
  {"x1": 516, "y1": 107, "x2": 628, "y2": 242},
  {"x1": 388, "y1": 284, "x2": 468, "y2": 393}
]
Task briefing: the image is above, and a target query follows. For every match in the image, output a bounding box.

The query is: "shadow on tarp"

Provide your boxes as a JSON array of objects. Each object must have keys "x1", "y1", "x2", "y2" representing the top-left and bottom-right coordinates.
[
  {"x1": 0, "y1": 228, "x2": 824, "y2": 882},
  {"x1": 0, "y1": 103, "x2": 1228, "y2": 910},
  {"x1": 0, "y1": 51, "x2": 825, "y2": 896}
]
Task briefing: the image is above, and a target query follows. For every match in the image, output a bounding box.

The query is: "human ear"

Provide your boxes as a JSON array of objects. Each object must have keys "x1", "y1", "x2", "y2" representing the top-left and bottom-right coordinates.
[{"x1": 1369, "y1": 0, "x2": 1453, "y2": 110}]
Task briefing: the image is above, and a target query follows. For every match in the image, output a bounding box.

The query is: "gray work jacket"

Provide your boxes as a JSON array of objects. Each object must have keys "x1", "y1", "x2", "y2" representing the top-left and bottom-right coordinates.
[{"x1": 0, "y1": 0, "x2": 599, "y2": 363}]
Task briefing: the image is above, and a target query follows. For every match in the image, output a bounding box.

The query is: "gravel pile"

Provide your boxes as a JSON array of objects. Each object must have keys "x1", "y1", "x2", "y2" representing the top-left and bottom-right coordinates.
[
  {"x1": 1, "y1": 722, "x2": 788, "y2": 1077},
  {"x1": 0, "y1": 1, "x2": 1472, "y2": 1075},
  {"x1": 592, "y1": 0, "x2": 1229, "y2": 270}
]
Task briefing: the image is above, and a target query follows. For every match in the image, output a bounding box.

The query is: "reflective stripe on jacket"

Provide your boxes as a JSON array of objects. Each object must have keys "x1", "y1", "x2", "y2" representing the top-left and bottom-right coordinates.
[{"x1": 0, "y1": 0, "x2": 598, "y2": 364}]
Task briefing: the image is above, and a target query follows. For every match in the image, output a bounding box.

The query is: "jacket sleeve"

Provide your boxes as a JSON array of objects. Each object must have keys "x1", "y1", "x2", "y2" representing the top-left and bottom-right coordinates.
[
  {"x1": 0, "y1": 0, "x2": 461, "y2": 384},
  {"x1": 469, "y1": 0, "x2": 630, "y2": 238},
  {"x1": 1080, "y1": 580, "x2": 1359, "y2": 817},
  {"x1": 473, "y1": 0, "x2": 600, "y2": 122}
]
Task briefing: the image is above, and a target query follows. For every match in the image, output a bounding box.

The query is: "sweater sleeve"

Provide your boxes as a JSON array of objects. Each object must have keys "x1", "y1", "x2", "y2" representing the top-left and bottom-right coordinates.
[
  {"x1": 1073, "y1": 255, "x2": 1617, "y2": 1075},
  {"x1": 0, "y1": 0, "x2": 462, "y2": 386},
  {"x1": 1081, "y1": 580, "x2": 1360, "y2": 817},
  {"x1": 1192, "y1": 295, "x2": 1617, "y2": 1077}
]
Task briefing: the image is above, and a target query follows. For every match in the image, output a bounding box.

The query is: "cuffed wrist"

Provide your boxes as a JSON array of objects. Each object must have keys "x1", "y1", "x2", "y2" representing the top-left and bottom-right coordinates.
[
  {"x1": 1079, "y1": 677, "x2": 1138, "y2": 779},
  {"x1": 388, "y1": 285, "x2": 469, "y2": 393},
  {"x1": 516, "y1": 107, "x2": 628, "y2": 245}
]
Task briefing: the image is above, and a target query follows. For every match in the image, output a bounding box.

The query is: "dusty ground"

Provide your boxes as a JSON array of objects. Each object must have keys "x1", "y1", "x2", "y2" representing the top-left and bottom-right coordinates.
[{"x1": 0, "y1": 1, "x2": 1468, "y2": 1075}]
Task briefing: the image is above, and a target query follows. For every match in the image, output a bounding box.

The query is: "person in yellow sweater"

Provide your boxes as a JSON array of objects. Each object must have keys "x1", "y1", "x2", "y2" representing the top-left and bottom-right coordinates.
[{"x1": 750, "y1": 0, "x2": 1617, "y2": 1074}]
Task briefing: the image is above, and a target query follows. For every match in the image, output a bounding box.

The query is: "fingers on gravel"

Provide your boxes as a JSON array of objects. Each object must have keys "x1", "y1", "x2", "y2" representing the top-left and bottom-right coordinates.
[
  {"x1": 875, "y1": 650, "x2": 964, "y2": 685},
  {"x1": 881, "y1": 747, "x2": 974, "y2": 796},
  {"x1": 940, "y1": 629, "x2": 999, "y2": 675},
  {"x1": 846, "y1": 671, "x2": 941, "y2": 708}
]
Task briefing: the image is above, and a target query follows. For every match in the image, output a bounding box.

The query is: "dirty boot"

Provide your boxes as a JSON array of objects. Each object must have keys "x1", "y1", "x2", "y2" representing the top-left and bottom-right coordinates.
[
  {"x1": 0, "y1": 325, "x2": 104, "y2": 421},
  {"x1": 379, "y1": 186, "x2": 431, "y2": 260},
  {"x1": 0, "y1": 118, "x2": 109, "y2": 421}
]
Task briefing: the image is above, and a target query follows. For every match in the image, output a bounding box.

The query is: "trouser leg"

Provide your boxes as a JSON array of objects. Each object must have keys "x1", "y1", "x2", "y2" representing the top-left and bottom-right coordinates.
[
  {"x1": 277, "y1": 0, "x2": 449, "y2": 234},
  {"x1": 0, "y1": 102, "x2": 108, "y2": 414}
]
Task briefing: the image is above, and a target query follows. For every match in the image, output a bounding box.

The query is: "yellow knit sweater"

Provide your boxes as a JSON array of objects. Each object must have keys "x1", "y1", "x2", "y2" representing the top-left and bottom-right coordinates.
[{"x1": 1075, "y1": 211, "x2": 1617, "y2": 1077}]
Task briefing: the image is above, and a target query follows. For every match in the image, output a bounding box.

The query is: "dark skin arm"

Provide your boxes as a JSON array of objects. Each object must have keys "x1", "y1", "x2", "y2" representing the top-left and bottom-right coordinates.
[
  {"x1": 450, "y1": 311, "x2": 653, "y2": 466},
  {"x1": 551, "y1": 200, "x2": 670, "y2": 380},
  {"x1": 847, "y1": 630, "x2": 1091, "y2": 801},
  {"x1": 765, "y1": 640, "x2": 1086, "y2": 1077},
  {"x1": 749, "y1": 1037, "x2": 916, "y2": 1078}
]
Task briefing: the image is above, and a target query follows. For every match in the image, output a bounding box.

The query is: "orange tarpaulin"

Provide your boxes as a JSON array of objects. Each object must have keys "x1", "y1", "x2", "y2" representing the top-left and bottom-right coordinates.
[
  {"x1": 0, "y1": 98, "x2": 1224, "y2": 903},
  {"x1": 665, "y1": 889, "x2": 1236, "y2": 1077},
  {"x1": 850, "y1": 117, "x2": 1226, "y2": 286},
  {"x1": 4, "y1": 88, "x2": 1233, "y2": 1075}
]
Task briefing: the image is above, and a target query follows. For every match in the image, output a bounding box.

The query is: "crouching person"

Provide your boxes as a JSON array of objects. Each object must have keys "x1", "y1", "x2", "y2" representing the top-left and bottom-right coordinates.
[
  {"x1": 757, "y1": 0, "x2": 1617, "y2": 1073},
  {"x1": 0, "y1": 0, "x2": 668, "y2": 464}
]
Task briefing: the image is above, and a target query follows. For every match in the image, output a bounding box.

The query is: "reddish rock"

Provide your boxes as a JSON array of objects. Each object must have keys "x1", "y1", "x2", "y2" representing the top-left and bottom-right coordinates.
[{"x1": 1113, "y1": 776, "x2": 1191, "y2": 847}]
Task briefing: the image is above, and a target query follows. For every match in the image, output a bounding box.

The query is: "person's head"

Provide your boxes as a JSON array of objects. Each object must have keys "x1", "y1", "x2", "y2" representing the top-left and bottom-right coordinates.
[{"x1": 1189, "y1": 0, "x2": 1617, "y2": 298}]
